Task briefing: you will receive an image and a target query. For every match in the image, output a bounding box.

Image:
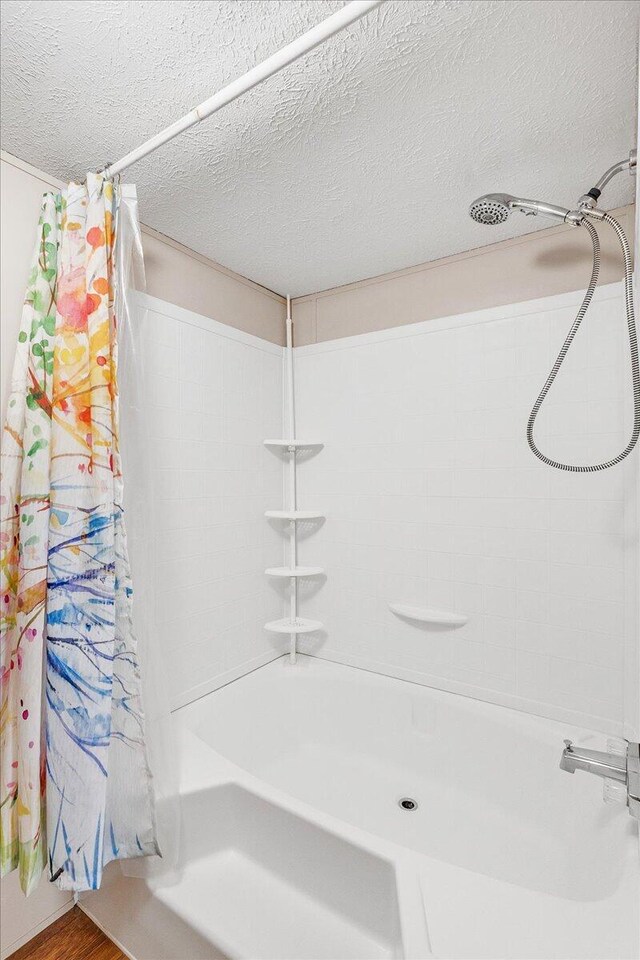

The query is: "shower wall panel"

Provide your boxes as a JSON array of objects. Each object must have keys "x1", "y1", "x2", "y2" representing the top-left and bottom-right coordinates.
[
  {"x1": 141, "y1": 294, "x2": 284, "y2": 708},
  {"x1": 294, "y1": 282, "x2": 637, "y2": 734}
]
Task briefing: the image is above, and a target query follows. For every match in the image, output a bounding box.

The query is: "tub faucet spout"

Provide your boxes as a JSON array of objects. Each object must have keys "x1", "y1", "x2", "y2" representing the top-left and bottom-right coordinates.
[
  {"x1": 559, "y1": 739, "x2": 639, "y2": 819},
  {"x1": 559, "y1": 739, "x2": 626, "y2": 782}
]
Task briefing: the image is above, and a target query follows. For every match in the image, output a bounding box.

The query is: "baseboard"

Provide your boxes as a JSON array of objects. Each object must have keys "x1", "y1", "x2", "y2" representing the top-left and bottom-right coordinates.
[
  {"x1": 78, "y1": 903, "x2": 137, "y2": 960},
  {"x1": 1, "y1": 900, "x2": 74, "y2": 960}
]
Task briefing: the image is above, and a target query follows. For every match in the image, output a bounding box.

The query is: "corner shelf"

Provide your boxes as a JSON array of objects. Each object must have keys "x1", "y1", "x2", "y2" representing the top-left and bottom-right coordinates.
[
  {"x1": 265, "y1": 618, "x2": 323, "y2": 635},
  {"x1": 265, "y1": 510, "x2": 325, "y2": 521},
  {"x1": 266, "y1": 566, "x2": 324, "y2": 578},
  {"x1": 263, "y1": 300, "x2": 325, "y2": 663},
  {"x1": 264, "y1": 439, "x2": 323, "y2": 450},
  {"x1": 389, "y1": 602, "x2": 467, "y2": 627}
]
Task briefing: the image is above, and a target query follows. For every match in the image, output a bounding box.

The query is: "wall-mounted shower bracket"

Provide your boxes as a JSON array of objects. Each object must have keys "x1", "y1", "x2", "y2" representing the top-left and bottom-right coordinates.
[{"x1": 578, "y1": 148, "x2": 637, "y2": 213}]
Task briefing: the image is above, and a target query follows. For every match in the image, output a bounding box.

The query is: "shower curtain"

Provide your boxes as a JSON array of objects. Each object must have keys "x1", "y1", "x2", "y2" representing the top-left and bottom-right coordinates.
[{"x1": 0, "y1": 173, "x2": 158, "y2": 893}]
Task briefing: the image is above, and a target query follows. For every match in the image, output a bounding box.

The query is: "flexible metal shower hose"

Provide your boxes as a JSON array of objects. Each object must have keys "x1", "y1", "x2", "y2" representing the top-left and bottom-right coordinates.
[{"x1": 526, "y1": 213, "x2": 640, "y2": 471}]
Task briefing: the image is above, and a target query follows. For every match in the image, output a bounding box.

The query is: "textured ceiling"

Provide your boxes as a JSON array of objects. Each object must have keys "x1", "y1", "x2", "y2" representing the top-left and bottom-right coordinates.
[{"x1": 1, "y1": 0, "x2": 638, "y2": 297}]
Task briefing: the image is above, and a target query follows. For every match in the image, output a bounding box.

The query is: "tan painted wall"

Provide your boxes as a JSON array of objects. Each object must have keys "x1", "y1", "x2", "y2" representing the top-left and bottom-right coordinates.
[
  {"x1": 291, "y1": 204, "x2": 635, "y2": 346},
  {"x1": 141, "y1": 225, "x2": 286, "y2": 344},
  {"x1": 0, "y1": 150, "x2": 284, "y2": 958}
]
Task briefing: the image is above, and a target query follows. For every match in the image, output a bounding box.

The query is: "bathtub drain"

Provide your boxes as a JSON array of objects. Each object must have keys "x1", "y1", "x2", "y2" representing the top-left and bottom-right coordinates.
[{"x1": 398, "y1": 797, "x2": 418, "y2": 811}]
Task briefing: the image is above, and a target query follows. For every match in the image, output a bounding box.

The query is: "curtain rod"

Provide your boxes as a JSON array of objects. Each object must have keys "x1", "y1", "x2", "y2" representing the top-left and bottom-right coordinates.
[{"x1": 103, "y1": 0, "x2": 384, "y2": 179}]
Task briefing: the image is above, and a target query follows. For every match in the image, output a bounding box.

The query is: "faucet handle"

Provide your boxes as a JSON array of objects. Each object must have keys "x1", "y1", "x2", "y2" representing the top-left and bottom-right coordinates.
[{"x1": 563, "y1": 739, "x2": 573, "y2": 752}]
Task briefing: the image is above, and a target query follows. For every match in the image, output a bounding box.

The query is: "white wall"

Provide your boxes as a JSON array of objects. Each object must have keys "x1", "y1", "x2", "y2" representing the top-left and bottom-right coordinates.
[
  {"x1": 141, "y1": 295, "x2": 285, "y2": 708},
  {"x1": 294, "y1": 283, "x2": 637, "y2": 735}
]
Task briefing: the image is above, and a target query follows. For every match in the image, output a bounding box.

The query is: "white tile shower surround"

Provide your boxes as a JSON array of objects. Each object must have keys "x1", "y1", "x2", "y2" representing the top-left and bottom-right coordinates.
[
  {"x1": 294, "y1": 282, "x2": 638, "y2": 736},
  {"x1": 138, "y1": 293, "x2": 286, "y2": 707}
]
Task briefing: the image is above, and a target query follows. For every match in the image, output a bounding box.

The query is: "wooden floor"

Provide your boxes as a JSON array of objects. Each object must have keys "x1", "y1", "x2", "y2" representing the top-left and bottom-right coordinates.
[{"x1": 10, "y1": 907, "x2": 126, "y2": 960}]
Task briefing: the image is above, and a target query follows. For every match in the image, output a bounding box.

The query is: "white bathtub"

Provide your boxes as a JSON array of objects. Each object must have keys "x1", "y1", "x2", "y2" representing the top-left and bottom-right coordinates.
[{"x1": 83, "y1": 656, "x2": 640, "y2": 960}]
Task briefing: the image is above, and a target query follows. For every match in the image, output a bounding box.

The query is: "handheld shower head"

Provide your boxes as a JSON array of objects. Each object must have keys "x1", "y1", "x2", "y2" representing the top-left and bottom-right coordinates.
[
  {"x1": 466, "y1": 152, "x2": 640, "y2": 474},
  {"x1": 469, "y1": 194, "x2": 515, "y2": 225},
  {"x1": 469, "y1": 194, "x2": 581, "y2": 226}
]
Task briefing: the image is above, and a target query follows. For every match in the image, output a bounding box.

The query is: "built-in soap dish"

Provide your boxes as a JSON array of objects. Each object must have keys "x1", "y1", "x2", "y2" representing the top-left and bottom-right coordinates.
[{"x1": 389, "y1": 602, "x2": 467, "y2": 627}]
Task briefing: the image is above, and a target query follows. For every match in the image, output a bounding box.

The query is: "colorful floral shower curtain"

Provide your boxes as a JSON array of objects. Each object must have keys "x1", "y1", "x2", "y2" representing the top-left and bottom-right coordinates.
[{"x1": 1, "y1": 173, "x2": 157, "y2": 894}]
